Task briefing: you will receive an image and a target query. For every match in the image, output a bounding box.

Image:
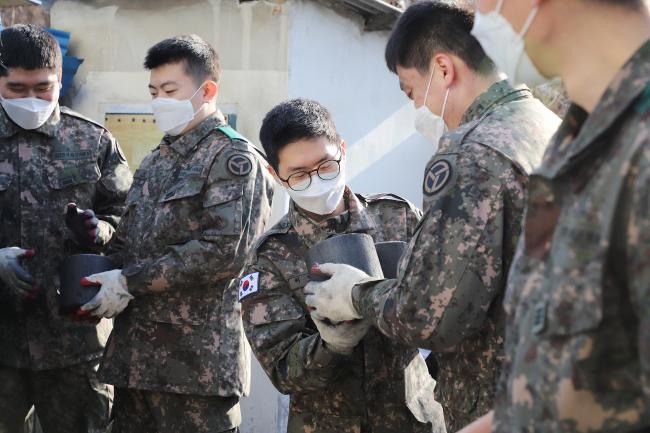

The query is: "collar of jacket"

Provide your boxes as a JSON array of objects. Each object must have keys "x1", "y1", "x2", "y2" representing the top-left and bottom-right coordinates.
[
  {"x1": 164, "y1": 112, "x2": 225, "y2": 156},
  {"x1": 289, "y1": 187, "x2": 377, "y2": 237},
  {"x1": 460, "y1": 79, "x2": 531, "y2": 125},
  {"x1": 0, "y1": 103, "x2": 61, "y2": 139}
]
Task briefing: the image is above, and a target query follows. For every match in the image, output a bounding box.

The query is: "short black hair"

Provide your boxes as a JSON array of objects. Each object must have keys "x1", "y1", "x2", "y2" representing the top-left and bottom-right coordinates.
[
  {"x1": 259, "y1": 98, "x2": 341, "y2": 172},
  {"x1": 0, "y1": 24, "x2": 62, "y2": 77},
  {"x1": 144, "y1": 35, "x2": 220, "y2": 85},
  {"x1": 385, "y1": 1, "x2": 494, "y2": 76}
]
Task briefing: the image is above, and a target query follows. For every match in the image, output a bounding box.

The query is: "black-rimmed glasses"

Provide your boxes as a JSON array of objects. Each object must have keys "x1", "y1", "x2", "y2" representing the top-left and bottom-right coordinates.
[{"x1": 279, "y1": 149, "x2": 342, "y2": 191}]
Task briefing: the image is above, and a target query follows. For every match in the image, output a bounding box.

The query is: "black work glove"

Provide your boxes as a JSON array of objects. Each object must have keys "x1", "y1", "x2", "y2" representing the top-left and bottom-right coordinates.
[{"x1": 65, "y1": 203, "x2": 100, "y2": 247}]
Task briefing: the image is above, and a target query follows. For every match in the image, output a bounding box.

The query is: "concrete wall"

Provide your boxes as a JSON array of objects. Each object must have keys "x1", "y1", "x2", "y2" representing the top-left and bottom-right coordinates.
[{"x1": 51, "y1": 0, "x2": 289, "y2": 157}]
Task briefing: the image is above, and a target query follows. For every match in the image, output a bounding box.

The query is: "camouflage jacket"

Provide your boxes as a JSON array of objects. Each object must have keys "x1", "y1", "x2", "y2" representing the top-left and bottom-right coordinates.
[
  {"x1": 0, "y1": 105, "x2": 132, "y2": 370},
  {"x1": 353, "y1": 80, "x2": 560, "y2": 431},
  {"x1": 493, "y1": 40, "x2": 650, "y2": 433},
  {"x1": 99, "y1": 113, "x2": 274, "y2": 397},
  {"x1": 240, "y1": 189, "x2": 446, "y2": 433}
]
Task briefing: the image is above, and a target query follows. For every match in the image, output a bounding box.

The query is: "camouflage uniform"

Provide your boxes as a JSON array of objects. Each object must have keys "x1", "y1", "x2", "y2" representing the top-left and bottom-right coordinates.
[
  {"x1": 352, "y1": 80, "x2": 561, "y2": 432},
  {"x1": 102, "y1": 112, "x2": 274, "y2": 433},
  {"x1": 0, "y1": 105, "x2": 131, "y2": 432},
  {"x1": 493, "y1": 40, "x2": 650, "y2": 433},
  {"x1": 240, "y1": 189, "x2": 446, "y2": 433}
]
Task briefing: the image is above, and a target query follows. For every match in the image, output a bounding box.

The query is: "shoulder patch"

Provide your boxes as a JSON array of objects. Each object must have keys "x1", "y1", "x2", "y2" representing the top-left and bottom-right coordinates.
[
  {"x1": 217, "y1": 125, "x2": 269, "y2": 166},
  {"x1": 227, "y1": 153, "x2": 253, "y2": 176},
  {"x1": 423, "y1": 159, "x2": 452, "y2": 196},
  {"x1": 239, "y1": 272, "x2": 259, "y2": 300},
  {"x1": 217, "y1": 125, "x2": 248, "y2": 142}
]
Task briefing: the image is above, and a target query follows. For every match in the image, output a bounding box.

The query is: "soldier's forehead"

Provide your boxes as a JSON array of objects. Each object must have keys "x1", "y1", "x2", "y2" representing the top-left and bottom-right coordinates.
[{"x1": 3, "y1": 68, "x2": 59, "y2": 86}]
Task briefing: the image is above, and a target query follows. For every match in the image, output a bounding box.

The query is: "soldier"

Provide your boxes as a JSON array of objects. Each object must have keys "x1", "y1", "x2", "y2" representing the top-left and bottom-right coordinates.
[
  {"x1": 238, "y1": 98, "x2": 445, "y2": 433},
  {"x1": 76, "y1": 35, "x2": 274, "y2": 433},
  {"x1": 303, "y1": 2, "x2": 561, "y2": 431},
  {"x1": 458, "y1": 0, "x2": 650, "y2": 432},
  {"x1": 0, "y1": 24, "x2": 131, "y2": 433}
]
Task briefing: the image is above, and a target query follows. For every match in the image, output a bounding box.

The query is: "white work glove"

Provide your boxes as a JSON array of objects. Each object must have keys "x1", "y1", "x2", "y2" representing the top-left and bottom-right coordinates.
[
  {"x1": 304, "y1": 263, "x2": 371, "y2": 323},
  {"x1": 0, "y1": 247, "x2": 35, "y2": 298},
  {"x1": 79, "y1": 269, "x2": 133, "y2": 318},
  {"x1": 312, "y1": 316, "x2": 371, "y2": 355}
]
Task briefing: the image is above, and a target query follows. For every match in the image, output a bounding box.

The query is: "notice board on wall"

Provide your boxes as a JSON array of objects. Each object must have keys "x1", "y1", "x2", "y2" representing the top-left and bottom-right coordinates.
[
  {"x1": 104, "y1": 109, "x2": 238, "y2": 171},
  {"x1": 104, "y1": 113, "x2": 163, "y2": 171}
]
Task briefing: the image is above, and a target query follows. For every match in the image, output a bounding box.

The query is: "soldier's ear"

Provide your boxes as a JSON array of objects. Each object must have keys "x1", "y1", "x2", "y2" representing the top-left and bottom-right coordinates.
[
  {"x1": 435, "y1": 53, "x2": 455, "y2": 88},
  {"x1": 267, "y1": 165, "x2": 284, "y2": 187},
  {"x1": 203, "y1": 81, "x2": 219, "y2": 103}
]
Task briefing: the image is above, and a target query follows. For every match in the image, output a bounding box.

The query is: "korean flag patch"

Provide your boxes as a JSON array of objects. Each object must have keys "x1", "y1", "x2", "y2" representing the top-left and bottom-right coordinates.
[{"x1": 238, "y1": 272, "x2": 259, "y2": 300}]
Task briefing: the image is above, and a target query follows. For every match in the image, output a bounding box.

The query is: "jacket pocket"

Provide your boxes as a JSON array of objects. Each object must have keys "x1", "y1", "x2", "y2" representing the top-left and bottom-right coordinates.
[
  {"x1": 47, "y1": 162, "x2": 100, "y2": 190},
  {"x1": 539, "y1": 215, "x2": 605, "y2": 337},
  {"x1": 202, "y1": 181, "x2": 244, "y2": 238},
  {"x1": 158, "y1": 177, "x2": 205, "y2": 203}
]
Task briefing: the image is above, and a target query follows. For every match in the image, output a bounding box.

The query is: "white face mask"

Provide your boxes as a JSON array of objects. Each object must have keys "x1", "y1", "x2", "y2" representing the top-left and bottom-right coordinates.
[
  {"x1": 414, "y1": 64, "x2": 450, "y2": 153},
  {"x1": 151, "y1": 84, "x2": 205, "y2": 136},
  {"x1": 1, "y1": 93, "x2": 58, "y2": 130},
  {"x1": 471, "y1": 0, "x2": 549, "y2": 87},
  {"x1": 286, "y1": 158, "x2": 347, "y2": 215}
]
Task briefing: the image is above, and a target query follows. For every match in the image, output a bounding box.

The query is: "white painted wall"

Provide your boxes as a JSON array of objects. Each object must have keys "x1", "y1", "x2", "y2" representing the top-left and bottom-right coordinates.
[{"x1": 287, "y1": 0, "x2": 433, "y2": 207}]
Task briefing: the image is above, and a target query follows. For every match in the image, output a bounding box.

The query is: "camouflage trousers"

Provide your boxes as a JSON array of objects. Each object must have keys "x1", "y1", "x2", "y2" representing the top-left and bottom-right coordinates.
[
  {"x1": 0, "y1": 360, "x2": 112, "y2": 433},
  {"x1": 111, "y1": 387, "x2": 240, "y2": 433}
]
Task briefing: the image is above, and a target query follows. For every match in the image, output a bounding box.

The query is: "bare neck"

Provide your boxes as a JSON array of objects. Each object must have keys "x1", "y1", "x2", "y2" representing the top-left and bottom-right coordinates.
[
  {"x1": 447, "y1": 71, "x2": 502, "y2": 129},
  {"x1": 182, "y1": 103, "x2": 218, "y2": 134},
  {"x1": 558, "y1": 8, "x2": 650, "y2": 112}
]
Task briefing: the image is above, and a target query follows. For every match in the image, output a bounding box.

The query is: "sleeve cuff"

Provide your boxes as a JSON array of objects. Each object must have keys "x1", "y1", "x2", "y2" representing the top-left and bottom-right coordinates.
[
  {"x1": 352, "y1": 279, "x2": 381, "y2": 317},
  {"x1": 310, "y1": 336, "x2": 352, "y2": 368},
  {"x1": 122, "y1": 262, "x2": 149, "y2": 294}
]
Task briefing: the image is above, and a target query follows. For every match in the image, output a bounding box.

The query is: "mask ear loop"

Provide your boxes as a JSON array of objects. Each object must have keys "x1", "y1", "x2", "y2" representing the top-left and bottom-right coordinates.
[
  {"x1": 189, "y1": 82, "x2": 208, "y2": 116},
  {"x1": 422, "y1": 63, "x2": 436, "y2": 108},
  {"x1": 518, "y1": 6, "x2": 539, "y2": 37},
  {"x1": 189, "y1": 83, "x2": 205, "y2": 99},
  {"x1": 440, "y1": 87, "x2": 450, "y2": 124},
  {"x1": 495, "y1": 0, "x2": 505, "y2": 13}
]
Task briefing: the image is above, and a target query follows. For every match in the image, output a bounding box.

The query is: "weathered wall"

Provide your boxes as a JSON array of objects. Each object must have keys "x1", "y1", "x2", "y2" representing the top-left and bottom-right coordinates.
[
  {"x1": 0, "y1": 4, "x2": 49, "y2": 27},
  {"x1": 51, "y1": 0, "x2": 288, "y2": 167}
]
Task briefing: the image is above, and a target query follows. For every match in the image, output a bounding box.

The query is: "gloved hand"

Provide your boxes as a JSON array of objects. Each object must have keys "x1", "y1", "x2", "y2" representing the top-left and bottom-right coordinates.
[
  {"x1": 79, "y1": 269, "x2": 133, "y2": 318},
  {"x1": 65, "y1": 203, "x2": 100, "y2": 247},
  {"x1": 312, "y1": 316, "x2": 371, "y2": 355},
  {"x1": 0, "y1": 247, "x2": 36, "y2": 299},
  {"x1": 304, "y1": 263, "x2": 370, "y2": 323}
]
